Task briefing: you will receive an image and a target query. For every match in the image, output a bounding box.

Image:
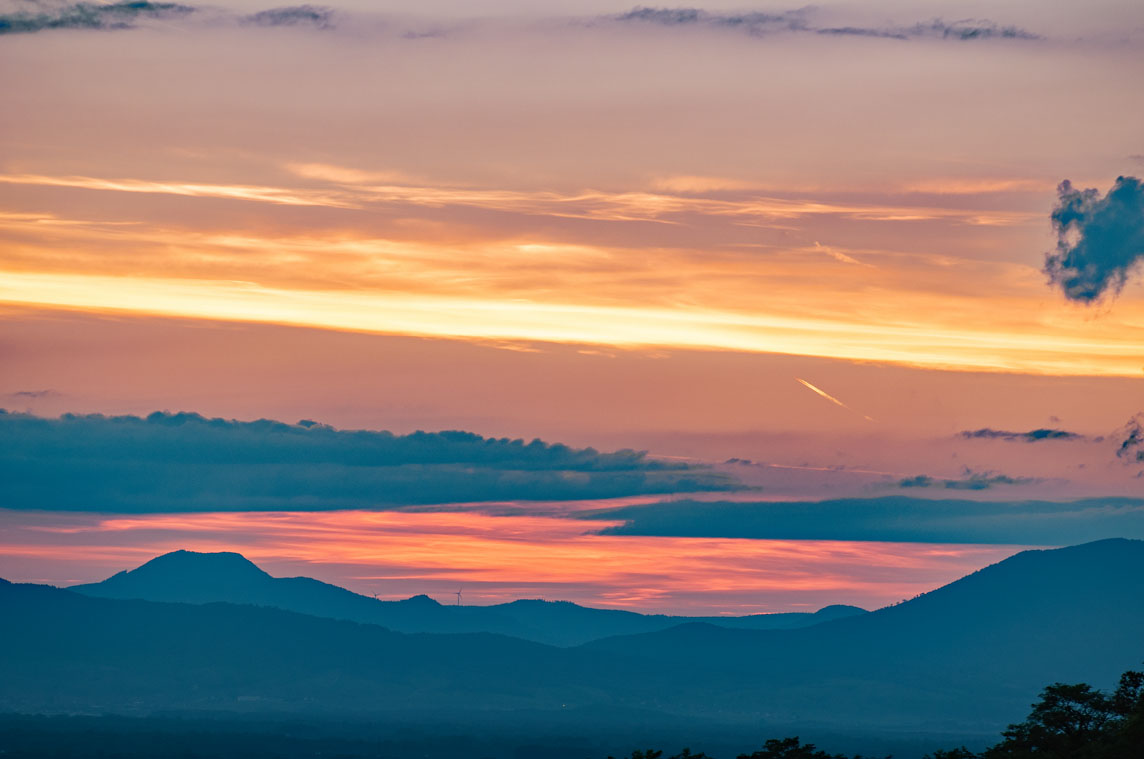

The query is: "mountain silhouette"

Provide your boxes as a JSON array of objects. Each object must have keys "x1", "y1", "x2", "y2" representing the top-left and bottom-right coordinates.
[
  {"x1": 584, "y1": 538, "x2": 1144, "y2": 724},
  {"x1": 3, "y1": 539, "x2": 1142, "y2": 734},
  {"x1": 70, "y1": 549, "x2": 864, "y2": 646}
]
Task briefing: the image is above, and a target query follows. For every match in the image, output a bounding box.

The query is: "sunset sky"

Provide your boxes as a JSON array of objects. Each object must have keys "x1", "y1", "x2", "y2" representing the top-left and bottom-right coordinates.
[{"x1": 2, "y1": 0, "x2": 1143, "y2": 613}]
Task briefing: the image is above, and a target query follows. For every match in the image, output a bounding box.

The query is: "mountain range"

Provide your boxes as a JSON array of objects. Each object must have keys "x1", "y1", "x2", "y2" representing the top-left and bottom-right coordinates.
[
  {"x1": 69, "y1": 550, "x2": 864, "y2": 646},
  {"x1": 2, "y1": 539, "x2": 1142, "y2": 738}
]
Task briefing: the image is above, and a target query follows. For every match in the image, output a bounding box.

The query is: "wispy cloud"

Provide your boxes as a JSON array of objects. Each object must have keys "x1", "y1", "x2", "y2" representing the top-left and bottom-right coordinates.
[
  {"x1": 4, "y1": 389, "x2": 60, "y2": 400},
  {"x1": 611, "y1": 6, "x2": 808, "y2": 33},
  {"x1": 241, "y1": 5, "x2": 333, "y2": 30},
  {"x1": 606, "y1": 7, "x2": 1040, "y2": 43},
  {"x1": 897, "y1": 469, "x2": 1037, "y2": 490},
  {"x1": 0, "y1": 1, "x2": 193, "y2": 35},
  {"x1": 819, "y1": 18, "x2": 1039, "y2": 42},
  {"x1": 0, "y1": 174, "x2": 356, "y2": 208},
  {"x1": 0, "y1": 167, "x2": 1035, "y2": 226},
  {"x1": 1115, "y1": 414, "x2": 1144, "y2": 464},
  {"x1": 959, "y1": 427, "x2": 1085, "y2": 442},
  {"x1": 0, "y1": 2, "x2": 1047, "y2": 44}
]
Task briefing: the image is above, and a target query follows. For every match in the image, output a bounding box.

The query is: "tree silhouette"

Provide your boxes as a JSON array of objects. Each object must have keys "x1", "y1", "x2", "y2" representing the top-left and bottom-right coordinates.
[
  {"x1": 982, "y1": 668, "x2": 1144, "y2": 759},
  {"x1": 737, "y1": 737, "x2": 847, "y2": 759}
]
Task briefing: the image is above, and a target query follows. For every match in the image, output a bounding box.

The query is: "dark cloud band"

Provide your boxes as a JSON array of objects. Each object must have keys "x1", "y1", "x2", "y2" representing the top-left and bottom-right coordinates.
[
  {"x1": 0, "y1": 410, "x2": 737, "y2": 512},
  {"x1": 579, "y1": 496, "x2": 1144, "y2": 545}
]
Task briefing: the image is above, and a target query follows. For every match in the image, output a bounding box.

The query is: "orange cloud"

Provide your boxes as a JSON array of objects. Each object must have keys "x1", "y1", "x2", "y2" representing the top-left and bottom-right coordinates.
[{"x1": 2, "y1": 167, "x2": 1141, "y2": 378}]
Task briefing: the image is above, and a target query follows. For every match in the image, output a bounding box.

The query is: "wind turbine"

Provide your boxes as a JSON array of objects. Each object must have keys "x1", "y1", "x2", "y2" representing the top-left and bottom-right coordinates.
[{"x1": 455, "y1": 587, "x2": 463, "y2": 606}]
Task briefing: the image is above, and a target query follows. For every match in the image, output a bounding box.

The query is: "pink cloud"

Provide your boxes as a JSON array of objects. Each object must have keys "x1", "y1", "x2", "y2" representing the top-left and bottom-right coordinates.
[{"x1": 0, "y1": 507, "x2": 1024, "y2": 614}]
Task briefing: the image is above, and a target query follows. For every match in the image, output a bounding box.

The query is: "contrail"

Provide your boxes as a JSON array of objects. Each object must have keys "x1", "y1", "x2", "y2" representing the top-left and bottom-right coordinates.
[{"x1": 795, "y1": 377, "x2": 875, "y2": 422}]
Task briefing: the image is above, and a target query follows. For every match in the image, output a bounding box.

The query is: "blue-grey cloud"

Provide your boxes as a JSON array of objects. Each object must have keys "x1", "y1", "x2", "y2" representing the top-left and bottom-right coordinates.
[
  {"x1": 579, "y1": 496, "x2": 1144, "y2": 545},
  {"x1": 242, "y1": 5, "x2": 332, "y2": 30},
  {"x1": 959, "y1": 427, "x2": 1085, "y2": 442},
  {"x1": 0, "y1": 1, "x2": 192, "y2": 35},
  {"x1": 0, "y1": 410, "x2": 738, "y2": 513},
  {"x1": 1116, "y1": 414, "x2": 1144, "y2": 464},
  {"x1": 0, "y1": 2, "x2": 1047, "y2": 43},
  {"x1": 613, "y1": 6, "x2": 807, "y2": 33},
  {"x1": 903, "y1": 18, "x2": 1039, "y2": 40},
  {"x1": 609, "y1": 7, "x2": 1039, "y2": 42},
  {"x1": 816, "y1": 26, "x2": 907, "y2": 40},
  {"x1": 1044, "y1": 176, "x2": 1144, "y2": 302},
  {"x1": 897, "y1": 469, "x2": 1037, "y2": 490}
]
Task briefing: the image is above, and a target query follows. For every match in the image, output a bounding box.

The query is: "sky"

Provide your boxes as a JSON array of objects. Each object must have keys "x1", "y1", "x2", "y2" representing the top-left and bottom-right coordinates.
[{"x1": 1, "y1": 0, "x2": 1143, "y2": 613}]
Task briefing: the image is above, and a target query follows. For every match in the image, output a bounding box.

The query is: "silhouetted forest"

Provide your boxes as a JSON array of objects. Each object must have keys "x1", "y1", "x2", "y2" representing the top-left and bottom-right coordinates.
[
  {"x1": 1, "y1": 668, "x2": 1139, "y2": 759},
  {"x1": 608, "y1": 668, "x2": 1144, "y2": 759}
]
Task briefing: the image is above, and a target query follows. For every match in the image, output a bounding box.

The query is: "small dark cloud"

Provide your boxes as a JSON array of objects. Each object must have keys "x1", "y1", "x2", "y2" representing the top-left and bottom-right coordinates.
[
  {"x1": 1115, "y1": 413, "x2": 1144, "y2": 464},
  {"x1": 401, "y1": 28, "x2": 447, "y2": 40},
  {"x1": 819, "y1": 19, "x2": 1037, "y2": 41},
  {"x1": 0, "y1": 1, "x2": 193, "y2": 35},
  {"x1": 608, "y1": 7, "x2": 1038, "y2": 42},
  {"x1": 907, "y1": 18, "x2": 1039, "y2": 40},
  {"x1": 959, "y1": 427, "x2": 1084, "y2": 442},
  {"x1": 242, "y1": 5, "x2": 332, "y2": 30},
  {"x1": 1044, "y1": 176, "x2": 1144, "y2": 303},
  {"x1": 613, "y1": 7, "x2": 806, "y2": 33},
  {"x1": 817, "y1": 26, "x2": 908, "y2": 40},
  {"x1": 898, "y1": 468, "x2": 1037, "y2": 490},
  {"x1": 5, "y1": 389, "x2": 60, "y2": 400},
  {"x1": 0, "y1": 410, "x2": 738, "y2": 512}
]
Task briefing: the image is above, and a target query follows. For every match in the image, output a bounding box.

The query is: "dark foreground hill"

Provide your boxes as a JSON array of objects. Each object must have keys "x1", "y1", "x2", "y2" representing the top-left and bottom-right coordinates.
[
  {"x1": 2, "y1": 539, "x2": 1142, "y2": 737},
  {"x1": 69, "y1": 549, "x2": 864, "y2": 646}
]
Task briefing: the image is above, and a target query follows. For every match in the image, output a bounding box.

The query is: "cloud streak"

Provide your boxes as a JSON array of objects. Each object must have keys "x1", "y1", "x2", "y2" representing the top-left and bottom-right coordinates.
[
  {"x1": 0, "y1": 1, "x2": 192, "y2": 35},
  {"x1": 608, "y1": 7, "x2": 1040, "y2": 43},
  {"x1": 959, "y1": 427, "x2": 1085, "y2": 442},
  {"x1": 242, "y1": 5, "x2": 332, "y2": 30},
  {"x1": 0, "y1": 169, "x2": 1027, "y2": 225},
  {"x1": 1044, "y1": 176, "x2": 1144, "y2": 303},
  {"x1": 897, "y1": 470, "x2": 1037, "y2": 490},
  {"x1": 0, "y1": 2, "x2": 1045, "y2": 43},
  {"x1": 581, "y1": 496, "x2": 1144, "y2": 545}
]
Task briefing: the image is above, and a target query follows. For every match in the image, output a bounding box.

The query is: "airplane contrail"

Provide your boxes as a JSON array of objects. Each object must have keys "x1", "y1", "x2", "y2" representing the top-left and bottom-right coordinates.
[{"x1": 795, "y1": 377, "x2": 875, "y2": 422}]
